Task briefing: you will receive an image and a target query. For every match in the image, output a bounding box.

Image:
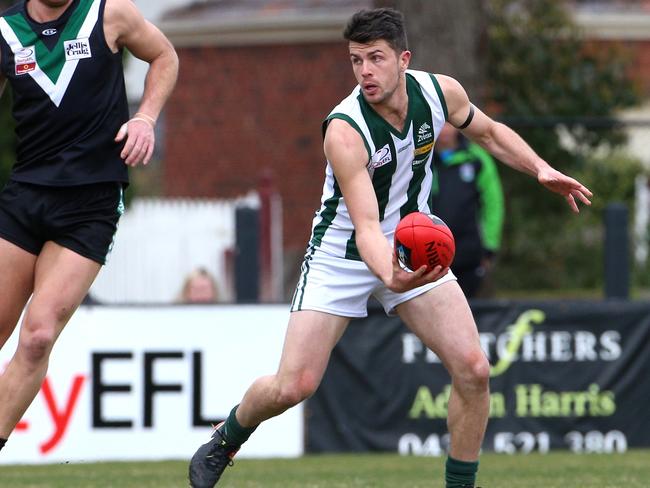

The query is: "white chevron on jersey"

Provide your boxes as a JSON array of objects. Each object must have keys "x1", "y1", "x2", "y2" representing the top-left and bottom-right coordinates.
[{"x1": 0, "y1": 0, "x2": 101, "y2": 107}]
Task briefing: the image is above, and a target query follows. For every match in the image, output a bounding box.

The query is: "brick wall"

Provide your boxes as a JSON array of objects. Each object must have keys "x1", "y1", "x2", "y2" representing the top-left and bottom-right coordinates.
[
  {"x1": 627, "y1": 40, "x2": 650, "y2": 96},
  {"x1": 164, "y1": 42, "x2": 355, "y2": 260},
  {"x1": 163, "y1": 37, "x2": 650, "y2": 295}
]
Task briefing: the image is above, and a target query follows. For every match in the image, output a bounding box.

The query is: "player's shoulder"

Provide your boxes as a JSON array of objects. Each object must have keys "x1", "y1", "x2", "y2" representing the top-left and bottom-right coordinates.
[
  {"x1": 324, "y1": 117, "x2": 362, "y2": 144},
  {"x1": 430, "y1": 74, "x2": 470, "y2": 120},
  {"x1": 431, "y1": 73, "x2": 464, "y2": 95},
  {"x1": 103, "y1": 0, "x2": 142, "y2": 25}
]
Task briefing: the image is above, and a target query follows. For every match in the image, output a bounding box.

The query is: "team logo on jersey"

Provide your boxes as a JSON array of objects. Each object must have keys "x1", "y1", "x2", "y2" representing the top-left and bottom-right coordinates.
[
  {"x1": 42, "y1": 28, "x2": 58, "y2": 36},
  {"x1": 412, "y1": 122, "x2": 434, "y2": 169},
  {"x1": 14, "y1": 46, "x2": 36, "y2": 75},
  {"x1": 368, "y1": 144, "x2": 393, "y2": 169},
  {"x1": 64, "y1": 38, "x2": 92, "y2": 61},
  {"x1": 417, "y1": 122, "x2": 433, "y2": 143},
  {"x1": 460, "y1": 163, "x2": 476, "y2": 182}
]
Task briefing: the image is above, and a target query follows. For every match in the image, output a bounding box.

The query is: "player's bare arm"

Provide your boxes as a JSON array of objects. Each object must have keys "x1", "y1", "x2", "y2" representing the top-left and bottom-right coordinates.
[
  {"x1": 324, "y1": 119, "x2": 445, "y2": 292},
  {"x1": 438, "y1": 74, "x2": 592, "y2": 213},
  {"x1": 105, "y1": 0, "x2": 179, "y2": 166}
]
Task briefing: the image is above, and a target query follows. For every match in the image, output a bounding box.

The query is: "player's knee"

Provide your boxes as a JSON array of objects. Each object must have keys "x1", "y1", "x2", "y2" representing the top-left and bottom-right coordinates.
[
  {"x1": 277, "y1": 372, "x2": 320, "y2": 407},
  {"x1": 18, "y1": 327, "x2": 56, "y2": 366},
  {"x1": 454, "y1": 349, "x2": 490, "y2": 393}
]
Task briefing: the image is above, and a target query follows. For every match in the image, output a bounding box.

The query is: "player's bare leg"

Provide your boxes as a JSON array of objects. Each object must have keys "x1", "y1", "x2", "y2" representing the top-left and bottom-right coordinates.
[
  {"x1": 237, "y1": 310, "x2": 349, "y2": 426},
  {"x1": 0, "y1": 242, "x2": 100, "y2": 440},
  {"x1": 0, "y1": 238, "x2": 36, "y2": 452},
  {"x1": 397, "y1": 280, "x2": 489, "y2": 487},
  {"x1": 189, "y1": 310, "x2": 349, "y2": 487},
  {"x1": 0, "y1": 238, "x2": 35, "y2": 349}
]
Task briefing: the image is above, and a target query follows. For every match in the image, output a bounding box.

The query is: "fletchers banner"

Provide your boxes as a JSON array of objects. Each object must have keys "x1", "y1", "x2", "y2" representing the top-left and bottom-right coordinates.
[{"x1": 306, "y1": 300, "x2": 650, "y2": 454}]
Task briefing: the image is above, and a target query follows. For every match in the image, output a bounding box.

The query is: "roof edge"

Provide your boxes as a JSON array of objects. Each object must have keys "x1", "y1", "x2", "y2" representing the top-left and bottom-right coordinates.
[
  {"x1": 574, "y1": 10, "x2": 650, "y2": 40},
  {"x1": 159, "y1": 11, "x2": 354, "y2": 47}
]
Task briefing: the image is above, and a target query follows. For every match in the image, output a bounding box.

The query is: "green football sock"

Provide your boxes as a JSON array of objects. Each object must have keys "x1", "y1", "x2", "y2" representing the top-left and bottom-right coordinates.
[
  {"x1": 222, "y1": 405, "x2": 257, "y2": 446},
  {"x1": 445, "y1": 456, "x2": 479, "y2": 488}
]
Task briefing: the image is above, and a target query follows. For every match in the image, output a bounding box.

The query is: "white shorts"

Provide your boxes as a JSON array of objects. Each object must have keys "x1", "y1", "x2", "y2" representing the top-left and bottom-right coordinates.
[{"x1": 290, "y1": 247, "x2": 456, "y2": 318}]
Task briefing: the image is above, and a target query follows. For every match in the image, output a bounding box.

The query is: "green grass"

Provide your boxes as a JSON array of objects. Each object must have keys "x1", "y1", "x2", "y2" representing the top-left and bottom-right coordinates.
[{"x1": 2, "y1": 450, "x2": 650, "y2": 487}]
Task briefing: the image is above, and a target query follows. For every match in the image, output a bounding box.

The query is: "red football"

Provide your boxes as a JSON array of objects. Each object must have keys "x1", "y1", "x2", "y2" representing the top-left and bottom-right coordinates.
[{"x1": 394, "y1": 212, "x2": 455, "y2": 272}]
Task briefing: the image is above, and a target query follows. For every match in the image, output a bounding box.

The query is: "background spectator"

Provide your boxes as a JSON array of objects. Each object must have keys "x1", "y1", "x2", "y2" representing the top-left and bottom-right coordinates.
[
  {"x1": 431, "y1": 123, "x2": 505, "y2": 297},
  {"x1": 179, "y1": 267, "x2": 219, "y2": 304}
]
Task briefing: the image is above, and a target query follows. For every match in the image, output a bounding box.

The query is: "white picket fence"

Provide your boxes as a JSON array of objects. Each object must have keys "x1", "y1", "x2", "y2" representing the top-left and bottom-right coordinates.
[{"x1": 90, "y1": 193, "x2": 260, "y2": 304}]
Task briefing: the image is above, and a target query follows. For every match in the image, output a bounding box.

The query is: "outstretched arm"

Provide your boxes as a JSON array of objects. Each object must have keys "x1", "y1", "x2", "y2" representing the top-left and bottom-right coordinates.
[
  {"x1": 438, "y1": 75, "x2": 592, "y2": 213},
  {"x1": 105, "y1": 0, "x2": 179, "y2": 166},
  {"x1": 323, "y1": 119, "x2": 446, "y2": 292}
]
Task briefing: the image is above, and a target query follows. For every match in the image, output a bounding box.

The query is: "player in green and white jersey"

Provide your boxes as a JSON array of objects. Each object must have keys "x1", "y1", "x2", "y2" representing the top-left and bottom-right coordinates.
[
  {"x1": 0, "y1": 0, "x2": 178, "y2": 454},
  {"x1": 189, "y1": 8, "x2": 592, "y2": 488}
]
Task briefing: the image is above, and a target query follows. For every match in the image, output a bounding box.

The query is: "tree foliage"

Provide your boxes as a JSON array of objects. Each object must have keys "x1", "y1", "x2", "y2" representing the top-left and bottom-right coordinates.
[{"x1": 485, "y1": 0, "x2": 641, "y2": 292}]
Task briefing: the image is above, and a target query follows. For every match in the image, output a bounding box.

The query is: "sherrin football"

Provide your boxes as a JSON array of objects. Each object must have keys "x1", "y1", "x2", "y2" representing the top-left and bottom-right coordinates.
[{"x1": 394, "y1": 212, "x2": 455, "y2": 272}]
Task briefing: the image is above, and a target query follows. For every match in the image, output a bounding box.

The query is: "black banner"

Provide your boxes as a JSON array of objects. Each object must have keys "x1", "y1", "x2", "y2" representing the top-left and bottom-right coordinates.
[{"x1": 306, "y1": 300, "x2": 650, "y2": 454}]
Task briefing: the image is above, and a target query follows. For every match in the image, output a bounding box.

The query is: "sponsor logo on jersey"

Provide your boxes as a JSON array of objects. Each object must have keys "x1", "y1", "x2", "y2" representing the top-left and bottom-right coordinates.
[
  {"x1": 411, "y1": 157, "x2": 428, "y2": 169},
  {"x1": 15, "y1": 46, "x2": 36, "y2": 75},
  {"x1": 368, "y1": 144, "x2": 393, "y2": 169},
  {"x1": 414, "y1": 142, "x2": 433, "y2": 156},
  {"x1": 417, "y1": 122, "x2": 433, "y2": 143},
  {"x1": 398, "y1": 141, "x2": 412, "y2": 153},
  {"x1": 64, "y1": 38, "x2": 92, "y2": 61},
  {"x1": 42, "y1": 28, "x2": 58, "y2": 36}
]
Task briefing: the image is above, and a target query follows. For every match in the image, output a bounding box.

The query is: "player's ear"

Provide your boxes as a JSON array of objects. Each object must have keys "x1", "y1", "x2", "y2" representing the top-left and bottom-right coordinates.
[{"x1": 399, "y1": 50, "x2": 411, "y2": 72}]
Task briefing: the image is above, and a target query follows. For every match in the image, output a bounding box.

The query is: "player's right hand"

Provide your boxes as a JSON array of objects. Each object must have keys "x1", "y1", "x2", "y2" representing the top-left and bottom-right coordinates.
[
  {"x1": 115, "y1": 117, "x2": 156, "y2": 167},
  {"x1": 386, "y1": 252, "x2": 448, "y2": 293}
]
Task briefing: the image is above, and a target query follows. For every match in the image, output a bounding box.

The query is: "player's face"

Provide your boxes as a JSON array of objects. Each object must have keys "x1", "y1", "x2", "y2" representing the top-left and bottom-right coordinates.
[{"x1": 349, "y1": 39, "x2": 410, "y2": 105}]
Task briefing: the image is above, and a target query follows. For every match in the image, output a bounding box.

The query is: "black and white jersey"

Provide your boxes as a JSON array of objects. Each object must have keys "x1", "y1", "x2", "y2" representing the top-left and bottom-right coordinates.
[{"x1": 0, "y1": 0, "x2": 129, "y2": 186}]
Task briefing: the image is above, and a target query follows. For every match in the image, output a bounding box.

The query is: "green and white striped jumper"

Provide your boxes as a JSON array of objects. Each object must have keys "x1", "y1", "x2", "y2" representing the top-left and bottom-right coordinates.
[{"x1": 309, "y1": 69, "x2": 448, "y2": 260}]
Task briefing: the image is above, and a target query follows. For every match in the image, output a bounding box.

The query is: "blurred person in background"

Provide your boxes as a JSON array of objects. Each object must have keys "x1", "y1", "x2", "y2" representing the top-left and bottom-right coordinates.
[
  {"x1": 431, "y1": 123, "x2": 504, "y2": 298},
  {"x1": 179, "y1": 267, "x2": 219, "y2": 304},
  {"x1": 0, "y1": 0, "x2": 178, "y2": 454},
  {"x1": 188, "y1": 8, "x2": 591, "y2": 488}
]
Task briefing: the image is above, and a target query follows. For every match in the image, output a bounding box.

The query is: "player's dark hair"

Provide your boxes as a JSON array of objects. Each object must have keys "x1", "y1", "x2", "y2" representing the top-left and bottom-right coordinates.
[{"x1": 343, "y1": 8, "x2": 408, "y2": 53}]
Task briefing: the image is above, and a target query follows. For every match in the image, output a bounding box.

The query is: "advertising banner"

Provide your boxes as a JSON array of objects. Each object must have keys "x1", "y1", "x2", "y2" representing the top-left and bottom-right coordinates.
[
  {"x1": 0, "y1": 305, "x2": 302, "y2": 464},
  {"x1": 306, "y1": 300, "x2": 650, "y2": 454}
]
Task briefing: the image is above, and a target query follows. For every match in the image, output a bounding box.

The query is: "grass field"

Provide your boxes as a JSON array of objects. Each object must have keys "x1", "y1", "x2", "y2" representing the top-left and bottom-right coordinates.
[{"x1": 2, "y1": 450, "x2": 650, "y2": 487}]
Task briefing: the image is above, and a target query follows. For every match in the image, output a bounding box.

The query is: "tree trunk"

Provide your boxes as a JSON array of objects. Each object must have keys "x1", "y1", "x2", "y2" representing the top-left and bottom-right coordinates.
[{"x1": 375, "y1": 0, "x2": 488, "y2": 106}]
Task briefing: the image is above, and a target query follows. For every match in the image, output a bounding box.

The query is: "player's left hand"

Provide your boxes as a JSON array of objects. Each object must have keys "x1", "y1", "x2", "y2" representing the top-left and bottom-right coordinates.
[
  {"x1": 115, "y1": 117, "x2": 155, "y2": 166},
  {"x1": 537, "y1": 167, "x2": 593, "y2": 213}
]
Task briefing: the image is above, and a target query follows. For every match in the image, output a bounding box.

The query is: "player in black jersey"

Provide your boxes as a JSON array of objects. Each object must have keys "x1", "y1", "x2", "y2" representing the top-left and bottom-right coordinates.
[{"x1": 0, "y1": 0, "x2": 178, "y2": 453}]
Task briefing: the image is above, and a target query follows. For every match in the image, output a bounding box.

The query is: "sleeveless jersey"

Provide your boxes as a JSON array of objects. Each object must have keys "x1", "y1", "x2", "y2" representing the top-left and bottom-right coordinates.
[
  {"x1": 310, "y1": 70, "x2": 448, "y2": 260},
  {"x1": 0, "y1": 0, "x2": 129, "y2": 186}
]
